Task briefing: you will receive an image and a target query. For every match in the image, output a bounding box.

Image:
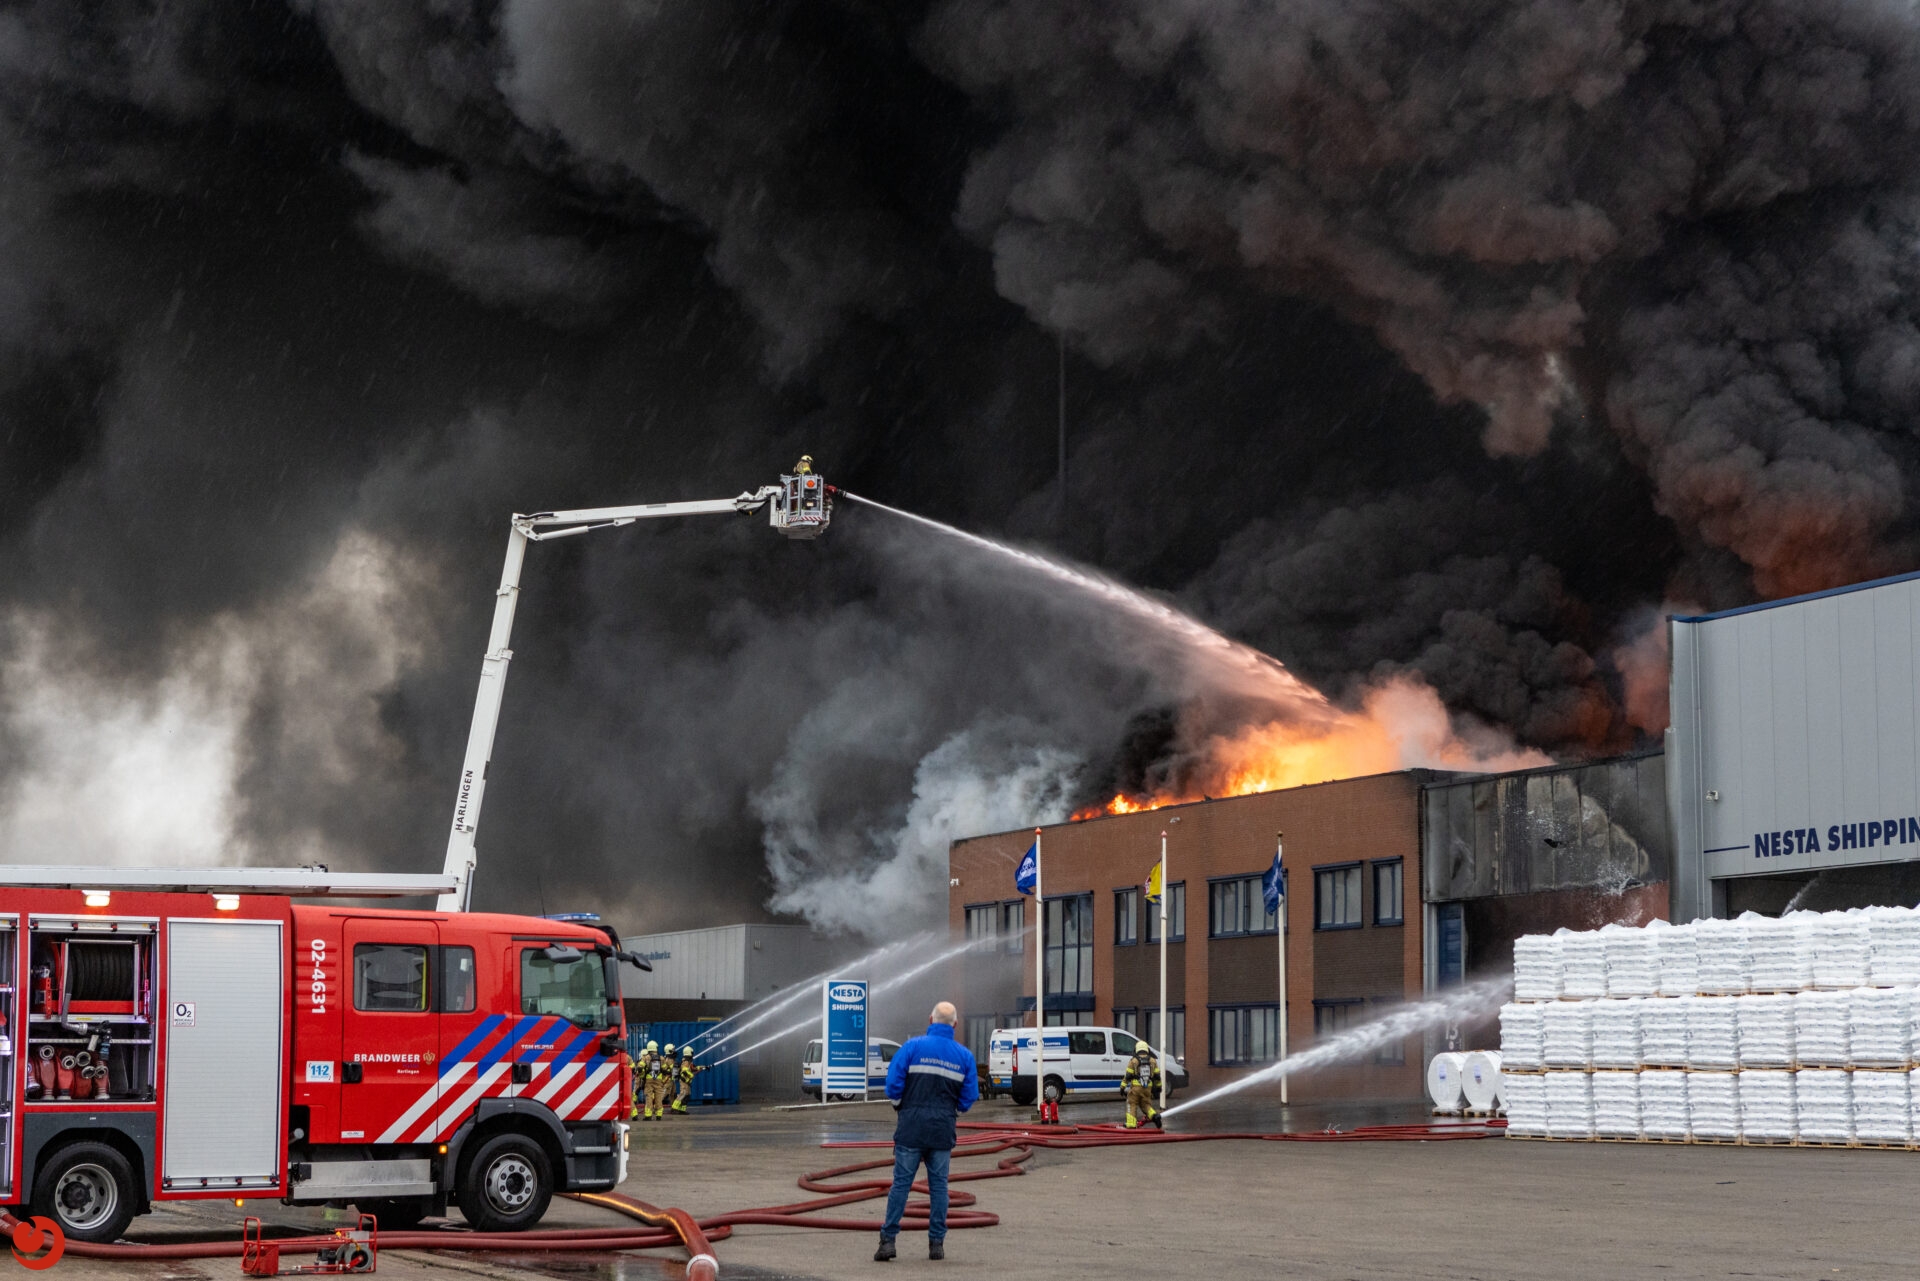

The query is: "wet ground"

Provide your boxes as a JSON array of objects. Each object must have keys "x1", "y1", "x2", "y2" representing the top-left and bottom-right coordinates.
[{"x1": 55, "y1": 1092, "x2": 1920, "y2": 1279}]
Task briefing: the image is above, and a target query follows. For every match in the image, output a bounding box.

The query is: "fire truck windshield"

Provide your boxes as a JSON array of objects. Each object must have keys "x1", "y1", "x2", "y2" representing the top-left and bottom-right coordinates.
[{"x1": 520, "y1": 946, "x2": 612, "y2": 1029}]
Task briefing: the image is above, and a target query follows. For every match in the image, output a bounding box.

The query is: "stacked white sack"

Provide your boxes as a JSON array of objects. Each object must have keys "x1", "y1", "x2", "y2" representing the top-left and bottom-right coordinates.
[
  {"x1": 1747, "y1": 916, "x2": 1814, "y2": 992},
  {"x1": 1795, "y1": 991, "x2": 1851, "y2": 1067},
  {"x1": 1737, "y1": 1069, "x2": 1795, "y2": 1142},
  {"x1": 1695, "y1": 917, "x2": 1752, "y2": 994},
  {"x1": 1513, "y1": 934, "x2": 1564, "y2": 1001},
  {"x1": 1498, "y1": 1003, "x2": 1545, "y2": 1070},
  {"x1": 1638, "y1": 1069, "x2": 1690, "y2": 1140},
  {"x1": 1813, "y1": 911, "x2": 1871, "y2": 989},
  {"x1": 1867, "y1": 906, "x2": 1920, "y2": 986},
  {"x1": 1544, "y1": 1071, "x2": 1595, "y2": 1140},
  {"x1": 1847, "y1": 987, "x2": 1912, "y2": 1068},
  {"x1": 1735, "y1": 994, "x2": 1797, "y2": 1068},
  {"x1": 1850, "y1": 1070, "x2": 1912, "y2": 1144},
  {"x1": 1541, "y1": 1001, "x2": 1594, "y2": 1069},
  {"x1": 1686, "y1": 997, "x2": 1740, "y2": 1070},
  {"x1": 1603, "y1": 923, "x2": 1660, "y2": 997},
  {"x1": 1503, "y1": 1072, "x2": 1547, "y2": 1137},
  {"x1": 1589, "y1": 998, "x2": 1643, "y2": 1069},
  {"x1": 1687, "y1": 1071, "x2": 1740, "y2": 1141},
  {"x1": 1656, "y1": 922, "x2": 1699, "y2": 997},
  {"x1": 1639, "y1": 997, "x2": 1690, "y2": 1067},
  {"x1": 1462, "y1": 1052, "x2": 1503, "y2": 1112},
  {"x1": 1590, "y1": 1071, "x2": 1642, "y2": 1139},
  {"x1": 1560, "y1": 930, "x2": 1609, "y2": 999},
  {"x1": 1794, "y1": 1069, "x2": 1853, "y2": 1143}
]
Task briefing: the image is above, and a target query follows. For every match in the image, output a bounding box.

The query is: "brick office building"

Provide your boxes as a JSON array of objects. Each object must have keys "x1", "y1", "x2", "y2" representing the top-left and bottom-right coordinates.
[{"x1": 947, "y1": 771, "x2": 1434, "y2": 1101}]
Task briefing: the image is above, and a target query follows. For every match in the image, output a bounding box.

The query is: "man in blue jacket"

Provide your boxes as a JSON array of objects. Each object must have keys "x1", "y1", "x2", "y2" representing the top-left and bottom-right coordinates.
[{"x1": 875, "y1": 1001, "x2": 978, "y2": 1262}]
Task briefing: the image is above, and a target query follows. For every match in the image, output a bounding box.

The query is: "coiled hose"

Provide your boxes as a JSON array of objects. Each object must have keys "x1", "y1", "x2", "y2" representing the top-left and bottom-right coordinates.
[{"x1": 0, "y1": 1117, "x2": 1501, "y2": 1276}]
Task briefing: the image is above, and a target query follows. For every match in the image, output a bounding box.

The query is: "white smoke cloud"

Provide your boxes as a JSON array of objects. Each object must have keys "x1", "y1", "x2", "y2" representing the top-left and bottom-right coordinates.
[
  {"x1": 0, "y1": 528, "x2": 437, "y2": 870},
  {"x1": 760, "y1": 717, "x2": 1082, "y2": 938}
]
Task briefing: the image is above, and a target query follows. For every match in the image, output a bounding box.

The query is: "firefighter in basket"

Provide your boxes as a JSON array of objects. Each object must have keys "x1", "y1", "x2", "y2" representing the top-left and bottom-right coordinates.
[
  {"x1": 633, "y1": 1040, "x2": 659, "y2": 1119},
  {"x1": 642, "y1": 1043, "x2": 676, "y2": 1120},
  {"x1": 671, "y1": 1044, "x2": 707, "y2": 1114},
  {"x1": 1123, "y1": 1042, "x2": 1163, "y2": 1130}
]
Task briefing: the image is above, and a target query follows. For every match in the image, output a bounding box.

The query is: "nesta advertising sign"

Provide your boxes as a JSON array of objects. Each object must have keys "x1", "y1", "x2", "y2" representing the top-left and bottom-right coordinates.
[{"x1": 821, "y1": 978, "x2": 869, "y2": 1096}]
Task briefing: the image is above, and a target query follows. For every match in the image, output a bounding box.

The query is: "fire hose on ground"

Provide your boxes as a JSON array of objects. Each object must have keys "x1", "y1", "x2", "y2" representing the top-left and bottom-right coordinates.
[{"x1": 0, "y1": 1117, "x2": 1502, "y2": 1276}]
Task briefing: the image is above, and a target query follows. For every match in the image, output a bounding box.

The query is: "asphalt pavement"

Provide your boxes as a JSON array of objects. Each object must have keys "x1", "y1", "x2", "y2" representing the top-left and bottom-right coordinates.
[{"x1": 41, "y1": 1093, "x2": 1920, "y2": 1279}]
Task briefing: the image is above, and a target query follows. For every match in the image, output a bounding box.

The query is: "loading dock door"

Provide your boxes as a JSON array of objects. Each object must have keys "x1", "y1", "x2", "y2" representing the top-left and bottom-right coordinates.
[{"x1": 163, "y1": 919, "x2": 285, "y2": 1188}]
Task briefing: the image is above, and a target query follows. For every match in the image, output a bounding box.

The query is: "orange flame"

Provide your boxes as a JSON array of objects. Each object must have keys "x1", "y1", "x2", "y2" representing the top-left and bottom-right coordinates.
[{"x1": 1070, "y1": 675, "x2": 1550, "y2": 820}]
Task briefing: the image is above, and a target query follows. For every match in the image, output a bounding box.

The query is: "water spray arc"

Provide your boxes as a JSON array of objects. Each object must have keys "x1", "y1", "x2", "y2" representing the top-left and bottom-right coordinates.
[
  {"x1": 836, "y1": 491, "x2": 1331, "y2": 715},
  {"x1": 1162, "y1": 976, "x2": 1514, "y2": 1118},
  {"x1": 707, "y1": 929, "x2": 1023, "y2": 1068},
  {"x1": 686, "y1": 934, "x2": 933, "y2": 1060}
]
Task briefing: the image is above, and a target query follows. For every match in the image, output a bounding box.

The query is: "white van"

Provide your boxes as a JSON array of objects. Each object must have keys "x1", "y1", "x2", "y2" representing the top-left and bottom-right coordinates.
[
  {"x1": 987, "y1": 1025, "x2": 1188, "y2": 1106},
  {"x1": 801, "y1": 1036, "x2": 903, "y2": 1099}
]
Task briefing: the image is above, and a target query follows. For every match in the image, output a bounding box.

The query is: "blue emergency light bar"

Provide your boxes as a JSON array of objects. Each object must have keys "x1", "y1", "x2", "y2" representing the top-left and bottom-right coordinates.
[{"x1": 542, "y1": 912, "x2": 602, "y2": 923}]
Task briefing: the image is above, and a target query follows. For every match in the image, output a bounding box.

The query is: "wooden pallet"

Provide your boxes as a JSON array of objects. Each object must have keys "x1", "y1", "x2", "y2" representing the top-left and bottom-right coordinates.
[
  {"x1": 1688, "y1": 1135, "x2": 1741, "y2": 1146},
  {"x1": 1740, "y1": 1136, "x2": 1796, "y2": 1146}
]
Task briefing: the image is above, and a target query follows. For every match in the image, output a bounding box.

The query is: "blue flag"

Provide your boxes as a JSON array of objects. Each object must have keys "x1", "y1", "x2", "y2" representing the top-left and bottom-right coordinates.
[
  {"x1": 1261, "y1": 851, "x2": 1286, "y2": 917},
  {"x1": 1015, "y1": 842, "x2": 1038, "y2": 896}
]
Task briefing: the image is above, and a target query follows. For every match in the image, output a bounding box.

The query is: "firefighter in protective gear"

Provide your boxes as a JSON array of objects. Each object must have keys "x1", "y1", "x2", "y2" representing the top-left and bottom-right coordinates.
[
  {"x1": 632, "y1": 1041, "x2": 661, "y2": 1119},
  {"x1": 671, "y1": 1045, "x2": 707, "y2": 1114},
  {"x1": 641, "y1": 1045, "x2": 675, "y2": 1120},
  {"x1": 1123, "y1": 1044, "x2": 1163, "y2": 1130},
  {"x1": 795, "y1": 455, "x2": 814, "y2": 475}
]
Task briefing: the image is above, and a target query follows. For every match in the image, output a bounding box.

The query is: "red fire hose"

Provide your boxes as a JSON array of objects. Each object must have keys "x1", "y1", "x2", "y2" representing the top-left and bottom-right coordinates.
[{"x1": 0, "y1": 1117, "x2": 1500, "y2": 1275}]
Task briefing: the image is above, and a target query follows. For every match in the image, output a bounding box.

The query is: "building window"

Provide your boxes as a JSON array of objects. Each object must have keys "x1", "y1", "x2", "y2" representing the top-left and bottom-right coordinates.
[
  {"x1": 1044, "y1": 894, "x2": 1094, "y2": 999},
  {"x1": 964, "y1": 903, "x2": 998, "y2": 945},
  {"x1": 1314, "y1": 864, "x2": 1363, "y2": 930},
  {"x1": 1143, "y1": 1007, "x2": 1186, "y2": 1062},
  {"x1": 1373, "y1": 860, "x2": 1404, "y2": 926},
  {"x1": 1112, "y1": 1008, "x2": 1137, "y2": 1035},
  {"x1": 1145, "y1": 882, "x2": 1186, "y2": 942},
  {"x1": 964, "y1": 1015, "x2": 996, "y2": 1061},
  {"x1": 1370, "y1": 997, "x2": 1406, "y2": 1065},
  {"x1": 1209, "y1": 1005, "x2": 1281, "y2": 1067},
  {"x1": 1312, "y1": 998, "x2": 1364, "y2": 1059},
  {"x1": 1115, "y1": 888, "x2": 1139, "y2": 946},
  {"x1": 1001, "y1": 899, "x2": 1025, "y2": 954},
  {"x1": 1208, "y1": 875, "x2": 1280, "y2": 938}
]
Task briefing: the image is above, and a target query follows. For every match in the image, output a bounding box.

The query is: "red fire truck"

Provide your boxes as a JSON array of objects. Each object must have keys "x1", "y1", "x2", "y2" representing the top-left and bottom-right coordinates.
[{"x1": 0, "y1": 866, "x2": 636, "y2": 1242}]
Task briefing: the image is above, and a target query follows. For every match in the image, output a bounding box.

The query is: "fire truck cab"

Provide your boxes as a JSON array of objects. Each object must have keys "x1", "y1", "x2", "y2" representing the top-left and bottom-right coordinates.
[{"x1": 0, "y1": 868, "x2": 632, "y2": 1242}]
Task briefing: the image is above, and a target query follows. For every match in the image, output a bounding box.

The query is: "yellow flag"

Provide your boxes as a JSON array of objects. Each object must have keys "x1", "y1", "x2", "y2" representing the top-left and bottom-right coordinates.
[{"x1": 1144, "y1": 862, "x2": 1163, "y2": 903}]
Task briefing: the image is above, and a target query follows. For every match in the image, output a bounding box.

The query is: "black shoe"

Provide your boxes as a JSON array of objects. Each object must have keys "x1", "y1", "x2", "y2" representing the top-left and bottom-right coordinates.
[
  {"x1": 1152, "y1": 1114, "x2": 1164, "y2": 1130},
  {"x1": 930, "y1": 1240, "x2": 945, "y2": 1261},
  {"x1": 874, "y1": 1236, "x2": 896, "y2": 1262}
]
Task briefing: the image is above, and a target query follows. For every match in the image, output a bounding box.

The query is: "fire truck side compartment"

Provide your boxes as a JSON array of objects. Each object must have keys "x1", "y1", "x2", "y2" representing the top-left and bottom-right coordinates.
[
  {"x1": 291, "y1": 1157, "x2": 435, "y2": 1200},
  {"x1": 161, "y1": 919, "x2": 286, "y2": 1189}
]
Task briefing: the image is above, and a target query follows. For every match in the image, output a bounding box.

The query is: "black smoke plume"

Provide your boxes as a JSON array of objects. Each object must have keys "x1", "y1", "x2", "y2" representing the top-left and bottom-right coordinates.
[{"x1": 2, "y1": 1, "x2": 1919, "y2": 936}]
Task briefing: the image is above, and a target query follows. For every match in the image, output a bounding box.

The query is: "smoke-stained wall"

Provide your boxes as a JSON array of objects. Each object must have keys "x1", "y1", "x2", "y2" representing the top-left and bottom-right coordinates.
[{"x1": 3, "y1": 3, "x2": 1919, "y2": 939}]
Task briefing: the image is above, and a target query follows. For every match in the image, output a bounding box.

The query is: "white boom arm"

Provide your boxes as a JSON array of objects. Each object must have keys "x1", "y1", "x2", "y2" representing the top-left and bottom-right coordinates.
[{"x1": 437, "y1": 474, "x2": 832, "y2": 911}]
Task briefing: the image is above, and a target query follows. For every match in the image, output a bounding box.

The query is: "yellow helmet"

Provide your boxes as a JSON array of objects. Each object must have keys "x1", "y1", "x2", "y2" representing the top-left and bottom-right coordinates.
[
  {"x1": 646, "y1": 1040, "x2": 658, "y2": 1052},
  {"x1": 663, "y1": 1043, "x2": 676, "y2": 1055},
  {"x1": 681, "y1": 1046, "x2": 694, "y2": 1057}
]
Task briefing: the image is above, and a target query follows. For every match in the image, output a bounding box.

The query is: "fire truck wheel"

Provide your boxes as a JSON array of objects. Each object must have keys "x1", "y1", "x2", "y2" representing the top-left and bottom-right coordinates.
[
  {"x1": 357, "y1": 1197, "x2": 432, "y2": 1231},
  {"x1": 32, "y1": 1141, "x2": 137, "y2": 1243},
  {"x1": 456, "y1": 1133, "x2": 553, "y2": 1233}
]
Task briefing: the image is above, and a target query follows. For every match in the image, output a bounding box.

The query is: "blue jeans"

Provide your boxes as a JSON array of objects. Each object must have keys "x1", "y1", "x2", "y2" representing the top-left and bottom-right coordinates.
[{"x1": 881, "y1": 1144, "x2": 951, "y2": 1241}]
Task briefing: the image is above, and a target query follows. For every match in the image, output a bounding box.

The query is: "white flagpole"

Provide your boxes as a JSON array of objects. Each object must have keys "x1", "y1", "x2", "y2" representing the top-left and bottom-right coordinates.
[
  {"x1": 1034, "y1": 827, "x2": 1046, "y2": 1120},
  {"x1": 1277, "y1": 831, "x2": 1289, "y2": 1107},
  {"x1": 1158, "y1": 829, "x2": 1169, "y2": 1117}
]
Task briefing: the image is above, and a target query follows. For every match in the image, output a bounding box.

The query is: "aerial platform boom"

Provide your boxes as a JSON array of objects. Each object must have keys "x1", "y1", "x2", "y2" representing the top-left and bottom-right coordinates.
[{"x1": 437, "y1": 467, "x2": 832, "y2": 911}]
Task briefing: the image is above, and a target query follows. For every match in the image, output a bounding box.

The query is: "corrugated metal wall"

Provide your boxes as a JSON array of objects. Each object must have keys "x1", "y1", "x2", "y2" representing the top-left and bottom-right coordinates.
[
  {"x1": 1670, "y1": 572, "x2": 1920, "y2": 923},
  {"x1": 1422, "y1": 753, "x2": 1668, "y2": 902},
  {"x1": 622, "y1": 925, "x2": 747, "y2": 1001}
]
